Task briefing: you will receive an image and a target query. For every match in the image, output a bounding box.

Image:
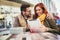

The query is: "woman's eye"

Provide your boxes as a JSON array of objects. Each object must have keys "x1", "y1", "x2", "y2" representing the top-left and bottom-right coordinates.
[{"x1": 38, "y1": 9, "x2": 41, "y2": 11}]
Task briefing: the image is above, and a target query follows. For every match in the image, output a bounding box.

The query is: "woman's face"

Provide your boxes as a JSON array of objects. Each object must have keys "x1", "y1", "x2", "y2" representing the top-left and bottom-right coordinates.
[{"x1": 35, "y1": 6, "x2": 43, "y2": 16}]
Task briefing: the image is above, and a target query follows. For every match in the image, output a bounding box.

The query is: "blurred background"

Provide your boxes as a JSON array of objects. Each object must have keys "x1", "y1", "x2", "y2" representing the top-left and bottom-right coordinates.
[{"x1": 0, "y1": 0, "x2": 60, "y2": 30}]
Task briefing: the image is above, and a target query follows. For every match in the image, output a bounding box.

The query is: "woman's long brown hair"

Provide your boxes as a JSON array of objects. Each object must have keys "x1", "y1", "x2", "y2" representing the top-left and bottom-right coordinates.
[{"x1": 34, "y1": 3, "x2": 48, "y2": 19}]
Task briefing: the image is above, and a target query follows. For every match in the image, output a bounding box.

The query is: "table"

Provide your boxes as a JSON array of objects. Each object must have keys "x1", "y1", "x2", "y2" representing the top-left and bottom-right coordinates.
[{"x1": 9, "y1": 32, "x2": 32, "y2": 40}]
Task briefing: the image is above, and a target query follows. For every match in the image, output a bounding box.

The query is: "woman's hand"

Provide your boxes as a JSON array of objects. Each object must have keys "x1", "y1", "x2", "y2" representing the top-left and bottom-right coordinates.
[{"x1": 39, "y1": 25, "x2": 48, "y2": 32}]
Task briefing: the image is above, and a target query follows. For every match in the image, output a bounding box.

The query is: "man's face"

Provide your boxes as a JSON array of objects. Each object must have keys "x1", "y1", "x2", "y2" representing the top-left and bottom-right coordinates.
[{"x1": 25, "y1": 7, "x2": 31, "y2": 16}]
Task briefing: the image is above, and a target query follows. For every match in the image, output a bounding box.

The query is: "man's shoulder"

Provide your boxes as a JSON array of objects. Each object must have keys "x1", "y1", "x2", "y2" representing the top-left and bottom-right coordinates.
[
  {"x1": 14, "y1": 14, "x2": 22, "y2": 21},
  {"x1": 15, "y1": 14, "x2": 22, "y2": 18},
  {"x1": 17, "y1": 14, "x2": 23, "y2": 19}
]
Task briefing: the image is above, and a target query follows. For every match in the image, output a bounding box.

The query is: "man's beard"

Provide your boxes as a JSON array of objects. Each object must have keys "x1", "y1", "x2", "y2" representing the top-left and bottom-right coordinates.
[
  {"x1": 26, "y1": 14, "x2": 31, "y2": 18},
  {"x1": 22, "y1": 13, "x2": 31, "y2": 19}
]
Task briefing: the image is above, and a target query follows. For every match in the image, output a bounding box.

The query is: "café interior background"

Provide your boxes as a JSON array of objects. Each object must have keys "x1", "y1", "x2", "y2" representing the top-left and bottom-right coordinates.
[{"x1": 0, "y1": 0, "x2": 60, "y2": 29}]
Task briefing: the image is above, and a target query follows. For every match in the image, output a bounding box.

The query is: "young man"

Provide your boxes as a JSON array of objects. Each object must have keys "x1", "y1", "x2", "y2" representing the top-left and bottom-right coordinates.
[{"x1": 13, "y1": 4, "x2": 33, "y2": 28}]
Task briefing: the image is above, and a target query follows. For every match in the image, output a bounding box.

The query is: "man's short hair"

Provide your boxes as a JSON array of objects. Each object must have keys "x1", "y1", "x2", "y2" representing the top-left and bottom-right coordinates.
[{"x1": 21, "y1": 4, "x2": 30, "y2": 11}]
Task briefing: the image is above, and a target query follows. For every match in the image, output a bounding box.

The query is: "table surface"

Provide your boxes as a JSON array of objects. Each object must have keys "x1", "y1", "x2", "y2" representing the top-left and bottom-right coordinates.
[
  {"x1": 9, "y1": 32, "x2": 31, "y2": 40},
  {"x1": 0, "y1": 32, "x2": 60, "y2": 40}
]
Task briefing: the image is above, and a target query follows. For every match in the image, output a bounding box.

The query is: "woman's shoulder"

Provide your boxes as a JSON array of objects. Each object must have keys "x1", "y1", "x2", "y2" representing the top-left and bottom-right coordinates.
[{"x1": 46, "y1": 13, "x2": 54, "y2": 19}]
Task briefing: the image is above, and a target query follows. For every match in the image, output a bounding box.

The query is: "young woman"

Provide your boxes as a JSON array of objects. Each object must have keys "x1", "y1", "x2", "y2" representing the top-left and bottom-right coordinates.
[
  {"x1": 28, "y1": 3, "x2": 60, "y2": 40},
  {"x1": 34, "y1": 3, "x2": 60, "y2": 34}
]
